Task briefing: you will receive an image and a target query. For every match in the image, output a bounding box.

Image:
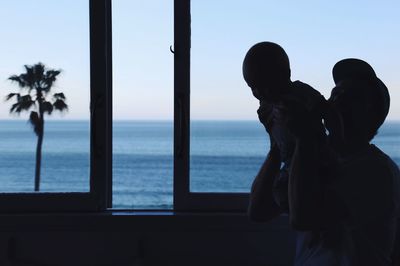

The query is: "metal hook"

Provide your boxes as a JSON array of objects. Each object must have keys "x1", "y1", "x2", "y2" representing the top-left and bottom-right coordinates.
[{"x1": 169, "y1": 45, "x2": 175, "y2": 54}]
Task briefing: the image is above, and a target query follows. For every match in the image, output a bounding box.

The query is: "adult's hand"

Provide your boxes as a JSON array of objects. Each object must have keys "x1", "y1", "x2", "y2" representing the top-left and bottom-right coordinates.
[
  {"x1": 257, "y1": 101, "x2": 281, "y2": 155},
  {"x1": 257, "y1": 101, "x2": 274, "y2": 133},
  {"x1": 277, "y1": 97, "x2": 321, "y2": 139}
]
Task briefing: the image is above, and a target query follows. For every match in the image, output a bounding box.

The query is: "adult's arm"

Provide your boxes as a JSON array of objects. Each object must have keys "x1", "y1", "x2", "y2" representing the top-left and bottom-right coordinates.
[
  {"x1": 248, "y1": 142, "x2": 282, "y2": 222},
  {"x1": 288, "y1": 136, "x2": 324, "y2": 230}
]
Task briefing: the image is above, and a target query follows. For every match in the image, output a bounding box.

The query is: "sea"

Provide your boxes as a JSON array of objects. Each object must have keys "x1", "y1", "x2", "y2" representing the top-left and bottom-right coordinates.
[{"x1": 0, "y1": 120, "x2": 399, "y2": 209}]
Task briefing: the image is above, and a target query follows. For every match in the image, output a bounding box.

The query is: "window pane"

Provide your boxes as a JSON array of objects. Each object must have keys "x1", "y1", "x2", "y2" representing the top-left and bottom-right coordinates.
[
  {"x1": 190, "y1": 1, "x2": 400, "y2": 192},
  {"x1": 112, "y1": 1, "x2": 173, "y2": 209},
  {"x1": 0, "y1": 1, "x2": 90, "y2": 192}
]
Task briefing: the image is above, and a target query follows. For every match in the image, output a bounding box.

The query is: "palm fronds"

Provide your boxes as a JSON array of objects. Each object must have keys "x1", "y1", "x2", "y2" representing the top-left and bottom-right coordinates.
[
  {"x1": 5, "y1": 93, "x2": 20, "y2": 101},
  {"x1": 5, "y1": 62, "x2": 68, "y2": 116},
  {"x1": 53, "y1": 99, "x2": 68, "y2": 112},
  {"x1": 9, "y1": 94, "x2": 35, "y2": 113},
  {"x1": 42, "y1": 101, "x2": 54, "y2": 115}
]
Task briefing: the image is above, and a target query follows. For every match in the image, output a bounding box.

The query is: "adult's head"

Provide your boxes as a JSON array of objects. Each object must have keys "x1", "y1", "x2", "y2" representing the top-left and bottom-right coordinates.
[
  {"x1": 333, "y1": 58, "x2": 376, "y2": 84},
  {"x1": 243, "y1": 42, "x2": 291, "y2": 101},
  {"x1": 329, "y1": 59, "x2": 390, "y2": 144}
]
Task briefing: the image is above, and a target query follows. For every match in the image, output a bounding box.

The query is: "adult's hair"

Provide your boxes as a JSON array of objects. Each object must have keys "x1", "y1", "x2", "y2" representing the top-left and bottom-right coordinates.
[
  {"x1": 243, "y1": 42, "x2": 291, "y2": 83},
  {"x1": 333, "y1": 58, "x2": 390, "y2": 141}
]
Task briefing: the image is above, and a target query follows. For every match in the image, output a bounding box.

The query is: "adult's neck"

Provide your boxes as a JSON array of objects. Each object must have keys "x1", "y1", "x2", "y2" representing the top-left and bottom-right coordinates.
[{"x1": 338, "y1": 138, "x2": 370, "y2": 157}]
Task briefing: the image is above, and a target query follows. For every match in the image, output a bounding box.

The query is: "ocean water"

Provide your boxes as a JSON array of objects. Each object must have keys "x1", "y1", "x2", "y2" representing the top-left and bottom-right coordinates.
[{"x1": 0, "y1": 120, "x2": 399, "y2": 209}]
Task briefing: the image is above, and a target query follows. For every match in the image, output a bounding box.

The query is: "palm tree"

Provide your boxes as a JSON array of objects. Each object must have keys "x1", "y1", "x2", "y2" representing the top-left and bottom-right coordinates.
[{"x1": 5, "y1": 63, "x2": 68, "y2": 191}]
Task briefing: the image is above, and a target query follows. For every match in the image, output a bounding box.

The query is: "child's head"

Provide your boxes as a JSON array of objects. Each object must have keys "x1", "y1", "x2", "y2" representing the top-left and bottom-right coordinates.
[{"x1": 243, "y1": 42, "x2": 291, "y2": 101}]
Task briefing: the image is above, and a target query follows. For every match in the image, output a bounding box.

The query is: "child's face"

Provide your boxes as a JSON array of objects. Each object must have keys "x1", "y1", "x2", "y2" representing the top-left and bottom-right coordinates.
[
  {"x1": 243, "y1": 64, "x2": 281, "y2": 101},
  {"x1": 245, "y1": 77, "x2": 279, "y2": 101}
]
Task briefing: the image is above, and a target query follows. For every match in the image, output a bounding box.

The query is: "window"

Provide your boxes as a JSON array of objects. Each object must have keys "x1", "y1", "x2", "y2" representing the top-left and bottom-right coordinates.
[
  {"x1": 178, "y1": 0, "x2": 400, "y2": 210},
  {"x1": 173, "y1": 0, "x2": 249, "y2": 211},
  {"x1": 112, "y1": 0, "x2": 174, "y2": 209},
  {"x1": 190, "y1": 1, "x2": 268, "y2": 194},
  {"x1": 0, "y1": 1, "x2": 90, "y2": 193},
  {"x1": 0, "y1": 0, "x2": 398, "y2": 212},
  {"x1": 0, "y1": 0, "x2": 110, "y2": 211}
]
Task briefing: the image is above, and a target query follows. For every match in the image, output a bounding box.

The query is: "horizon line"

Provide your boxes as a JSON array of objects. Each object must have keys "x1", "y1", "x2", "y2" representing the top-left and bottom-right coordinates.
[{"x1": 1, "y1": 118, "x2": 400, "y2": 123}]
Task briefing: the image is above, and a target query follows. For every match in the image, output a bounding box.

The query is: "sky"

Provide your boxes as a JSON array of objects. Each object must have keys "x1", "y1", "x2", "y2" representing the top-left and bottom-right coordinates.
[{"x1": 0, "y1": 0, "x2": 399, "y2": 120}]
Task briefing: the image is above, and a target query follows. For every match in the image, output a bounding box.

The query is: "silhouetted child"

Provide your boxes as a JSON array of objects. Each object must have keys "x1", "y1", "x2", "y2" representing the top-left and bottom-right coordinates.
[{"x1": 243, "y1": 41, "x2": 327, "y2": 212}]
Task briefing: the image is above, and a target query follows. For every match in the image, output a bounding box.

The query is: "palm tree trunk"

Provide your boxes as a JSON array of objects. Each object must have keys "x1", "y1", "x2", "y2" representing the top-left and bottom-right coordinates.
[{"x1": 34, "y1": 119, "x2": 44, "y2": 192}]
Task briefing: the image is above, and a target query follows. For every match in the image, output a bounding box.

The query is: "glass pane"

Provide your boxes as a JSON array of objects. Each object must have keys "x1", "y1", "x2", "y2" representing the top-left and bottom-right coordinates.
[
  {"x1": 0, "y1": 1, "x2": 90, "y2": 192},
  {"x1": 112, "y1": 0, "x2": 173, "y2": 209},
  {"x1": 190, "y1": 1, "x2": 400, "y2": 192}
]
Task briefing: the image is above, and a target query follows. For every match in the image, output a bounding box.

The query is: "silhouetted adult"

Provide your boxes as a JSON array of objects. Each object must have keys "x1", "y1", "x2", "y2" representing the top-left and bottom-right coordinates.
[
  {"x1": 289, "y1": 59, "x2": 400, "y2": 265},
  {"x1": 243, "y1": 42, "x2": 327, "y2": 220}
]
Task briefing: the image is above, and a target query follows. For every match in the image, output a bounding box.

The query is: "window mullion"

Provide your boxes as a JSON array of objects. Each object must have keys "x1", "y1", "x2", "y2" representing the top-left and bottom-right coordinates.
[
  {"x1": 173, "y1": 0, "x2": 191, "y2": 211},
  {"x1": 89, "y1": 0, "x2": 112, "y2": 210}
]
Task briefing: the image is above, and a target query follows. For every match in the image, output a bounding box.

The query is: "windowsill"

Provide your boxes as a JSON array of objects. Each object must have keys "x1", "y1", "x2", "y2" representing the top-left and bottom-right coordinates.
[{"x1": 0, "y1": 210, "x2": 290, "y2": 232}]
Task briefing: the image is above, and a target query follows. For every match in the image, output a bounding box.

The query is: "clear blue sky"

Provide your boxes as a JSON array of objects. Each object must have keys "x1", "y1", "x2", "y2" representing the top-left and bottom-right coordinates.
[{"x1": 1, "y1": 0, "x2": 399, "y2": 120}]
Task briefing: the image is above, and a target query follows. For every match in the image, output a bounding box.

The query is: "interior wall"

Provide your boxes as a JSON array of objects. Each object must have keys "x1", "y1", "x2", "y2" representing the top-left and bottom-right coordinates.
[{"x1": 0, "y1": 214, "x2": 295, "y2": 266}]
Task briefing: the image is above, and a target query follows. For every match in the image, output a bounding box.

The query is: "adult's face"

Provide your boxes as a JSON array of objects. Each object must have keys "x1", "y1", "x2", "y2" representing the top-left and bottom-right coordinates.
[{"x1": 328, "y1": 80, "x2": 371, "y2": 144}]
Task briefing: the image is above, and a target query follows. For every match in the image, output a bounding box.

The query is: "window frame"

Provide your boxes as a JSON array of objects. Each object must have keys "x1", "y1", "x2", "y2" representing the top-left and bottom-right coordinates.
[
  {"x1": 0, "y1": 0, "x2": 249, "y2": 212},
  {"x1": 0, "y1": 0, "x2": 111, "y2": 212},
  {"x1": 173, "y1": 0, "x2": 249, "y2": 211}
]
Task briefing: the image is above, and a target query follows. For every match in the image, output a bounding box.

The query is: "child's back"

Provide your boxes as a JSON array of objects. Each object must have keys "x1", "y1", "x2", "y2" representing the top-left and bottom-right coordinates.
[
  {"x1": 260, "y1": 80, "x2": 324, "y2": 163},
  {"x1": 260, "y1": 80, "x2": 327, "y2": 211}
]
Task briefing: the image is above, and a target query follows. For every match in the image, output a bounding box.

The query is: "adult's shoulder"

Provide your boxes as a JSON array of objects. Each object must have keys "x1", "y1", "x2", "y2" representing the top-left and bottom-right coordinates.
[
  {"x1": 365, "y1": 145, "x2": 400, "y2": 217},
  {"x1": 370, "y1": 145, "x2": 400, "y2": 196},
  {"x1": 332, "y1": 145, "x2": 400, "y2": 224},
  {"x1": 351, "y1": 145, "x2": 400, "y2": 183},
  {"x1": 369, "y1": 144, "x2": 400, "y2": 176}
]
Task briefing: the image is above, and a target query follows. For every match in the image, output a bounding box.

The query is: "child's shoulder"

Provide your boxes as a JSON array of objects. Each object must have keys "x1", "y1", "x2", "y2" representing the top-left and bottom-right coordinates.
[
  {"x1": 286, "y1": 80, "x2": 324, "y2": 110},
  {"x1": 291, "y1": 80, "x2": 321, "y2": 97}
]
